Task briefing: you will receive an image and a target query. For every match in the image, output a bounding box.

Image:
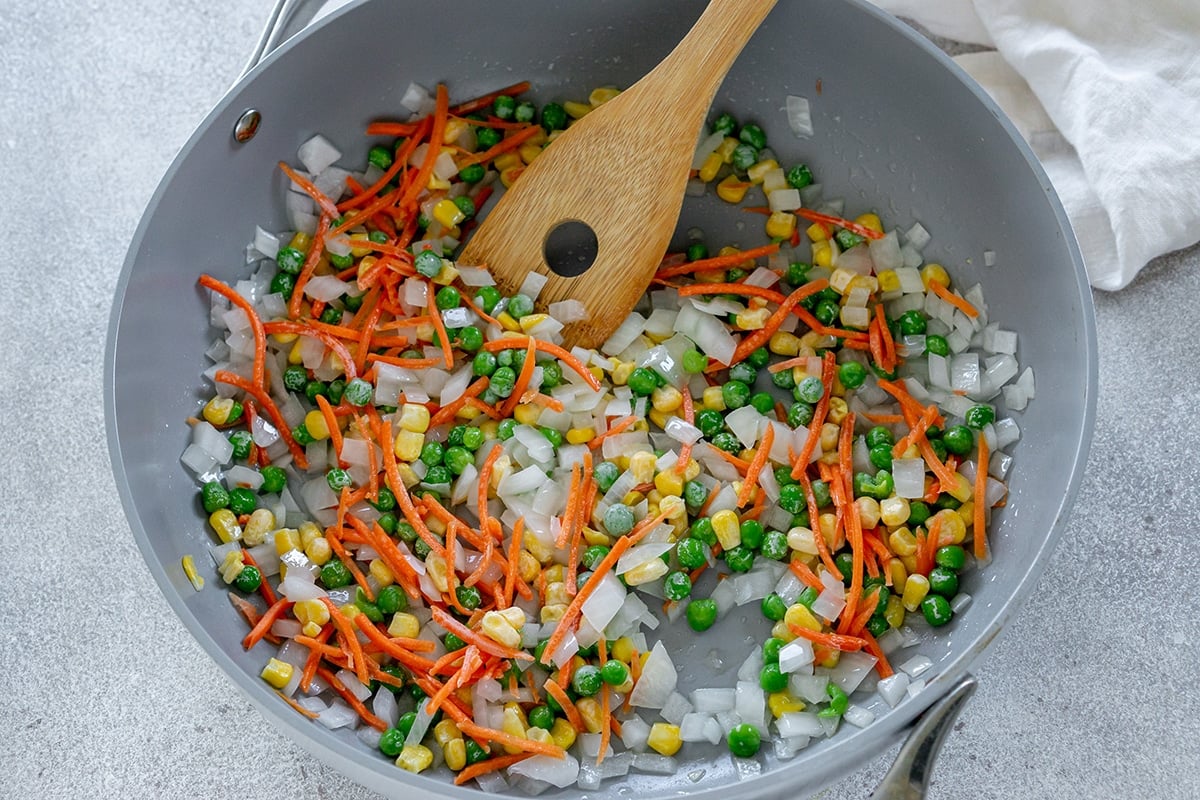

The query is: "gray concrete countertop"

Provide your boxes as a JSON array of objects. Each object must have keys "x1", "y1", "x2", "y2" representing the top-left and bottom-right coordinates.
[{"x1": 3, "y1": 1, "x2": 1197, "y2": 798}]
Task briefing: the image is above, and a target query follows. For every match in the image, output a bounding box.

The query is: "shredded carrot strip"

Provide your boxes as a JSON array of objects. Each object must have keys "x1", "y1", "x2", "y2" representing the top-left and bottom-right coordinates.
[
  {"x1": 353, "y1": 615, "x2": 438, "y2": 674},
  {"x1": 675, "y1": 388, "x2": 696, "y2": 474},
  {"x1": 317, "y1": 667, "x2": 388, "y2": 731},
  {"x1": 457, "y1": 719, "x2": 567, "y2": 758},
  {"x1": 320, "y1": 597, "x2": 369, "y2": 685},
  {"x1": 326, "y1": 524, "x2": 375, "y2": 601},
  {"x1": 876, "y1": 303, "x2": 897, "y2": 371},
  {"x1": 277, "y1": 161, "x2": 338, "y2": 216},
  {"x1": 587, "y1": 414, "x2": 637, "y2": 450},
  {"x1": 503, "y1": 517, "x2": 525, "y2": 608},
  {"x1": 198, "y1": 275, "x2": 267, "y2": 389},
  {"x1": 892, "y1": 404, "x2": 940, "y2": 458},
  {"x1": 450, "y1": 81, "x2": 532, "y2": 116},
  {"x1": 397, "y1": 85, "x2": 450, "y2": 214},
  {"x1": 974, "y1": 433, "x2": 990, "y2": 560},
  {"x1": 458, "y1": 123, "x2": 544, "y2": 167},
  {"x1": 499, "y1": 338, "x2": 538, "y2": 418},
  {"x1": 737, "y1": 424, "x2": 775, "y2": 507},
  {"x1": 556, "y1": 463, "x2": 582, "y2": 549},
  {"x1": 598, "y1": 638, "x2": 612, "y2": 765},
  {"x1": 797, "y1": 467, "x2": 842, "y2": 579},
  {"x1": 287, "y1": 214, "x2": 332, "y2": 320},
  {"x1": 431, "y1": 606, "x2": 532, "y2": 662},
  {"x1": 795, "y1": 208, "x2": 885, "y2": 240},
  {"x1": 277, "y1": 690, "x2": 320, "y2": 719},
  {"x1": 241, "y1": 597, "x2": 293, "y2": 650},
  {"x1": 477, "y1": 443, "x2": 504, "y2": 542},
  {"x1": 240, "y1": 549, "x2": 276, "y2": 606},
  {"x1": 430, "y1": 376, "x2": 492, "y2": 427},
  {"x1": 261, "y1": 319, "x2": 358, "y2": 380},
  {"x1": 544, "y1": 679, "x2": 586, "y2": 732},
  {"x1": 790, "y1": 351, "x2": 837, "y2": 477},
  {"x1": 482, "y1": 336, "x2": 601, "y2": 391},
  {"x1": 789, "y1": 559, "x2": 825, "y2": 591},
  {"x1": 539, "y1": 536, "x2": 634, "y2": 666},
  {"x1": 655, "y1": 243, "x2": 780, "y2": 279},
  {"x1": 314, "y1": 394, "x2": 344, "y2": 466},
  {"x1": 214, "y1": 370, "x2": 307, "y2": 469},
  {"x1": 929, "y1": 280, "x2": 979, "y2": 318},
  {"x1": 861, "y1": 631, "x2": 895, "y2": 679},
  {"x1": 454, "y1": 753, "x2": 535, "y2": 786},
  {"x1": 786, "y1": 623, "x2": 870, "y2": 652}
]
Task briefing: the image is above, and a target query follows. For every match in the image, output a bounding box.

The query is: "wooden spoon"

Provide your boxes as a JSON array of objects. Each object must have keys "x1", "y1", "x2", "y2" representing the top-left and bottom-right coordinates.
[{"x1": 458, "y1": 0, "x2": 777, "y2": 349}]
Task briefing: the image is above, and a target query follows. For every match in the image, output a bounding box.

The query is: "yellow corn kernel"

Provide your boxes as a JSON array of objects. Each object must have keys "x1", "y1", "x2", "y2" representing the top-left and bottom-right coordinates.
[
  {"x1": 271, "y1": 329, "x2": 299, "y2": 345},
  {"x1": 346, "y1": 232, "x2": 372, "y2": 258},
  {"x1": 393, "y1": 429, "x2": 425, "y2": 462},
  {"x1": 240, "y1": 508, "x2": 274, "y2": 547},
  {"x1": 884, "y1": 594, "x2": 906, "y2": 629},
  {"x1": 682, "y1": 458, "x2": 702, "y2": 482},
  {"x1": 889, "y1": 526, "x2": 918, "y2": 556},
  {"x1": 493, "y1": 151, "x2": 523, "y2": 173},
  {"x1": 424, "y1": 553, "x2": 449, "y2": 593},
  {"x1": 542, "y1": 564, "x2": 565, "y2": 584},
  {"x1": 304, "y1": 535, "x2": 331, "y2": 566},
  {"x1": 499, "y1": 706, "x2": 528, "y2": 754},
  {"x1": 921, "y1": 263, "x2": 951, "y2": 290},
  {"x1": 856, "y1": 497, "x2": 881, "y2": 530},
  {"x1": 433, "y1": 718, "x2": 463, "y2": 746},
  {"x1": 880, "y1": 497, "x2": 911, "y2": 528},
  {"x1": 427, "y1": 171, "x2": 451, "y2": 191},
  {"x1": 500, "y1": 165, "x2": 525, "y2": 188},
  {"x1": 481, "y1": 609, "x2": 522, "y2": 649},
  {"x1": 771, "y1": 620, "x2": 795, "y2": 642},
  {"x1": 426, "y1": 513, "x2": 447, "y2": 537},
  {"x1": 768, "y1": 692, "x2": 806, "y2": 718},
  {"x1": 577, "y1": 698, "x2": 604, "y2": 734},
  {"x1": 368, "y1": 558, "x2": 394, "y2": 588},
  {"x1": 943, "y1": 473, "x2": 974, "y2": 503},
  {"x1": 260, "y1": 658, "x2": 294, "y2": 689},
  {"x1": 877, "y1": 269, "x2": 901, "y2": 293},
  {"x1": 566, "y1": 427, "x2": 595, "y2": 445},
  {"x1": 504, "y1": 552, "x2": 534, "y2": 588},
  {"x1": 288, "y1": 231, "x2": 312, "y2": 252},
  {"x1": 902, "y1": 574, "x2": 931, "y2": 611},
  {"x1": 295, "y1": 598, "x2": 330, "y2": 637},
  {"x1": 816, "y1": 648, "x2": 841, "y2": 669},
  {"x1": 220, "y1": 549, "x2": 246, "y2": 584},
  {"x1": 512, "y1": 404, "x2": 541, "y2": 427},
  {"x1": 785, "y1": 602, "x2": 822, "y2": 632},
  {"x1": 388, "y1": 612, "x2": 420, "y2": 639},
  {"x1": 441, "y1": 117, "x2": 469, "y2": 145},
  {"x1": 581, "y1": 528, "x2": 610, "y2": 547},
  {"x1": 202, "y1": 396, "x2": 239, "y2": 426},
  {"x1": 651, "y1": 385, "x2": 683, "y2": 414},
  {"x1": 608, "y1": 359, "x2": 633, "y2": 386},
  {"x1": 828, "y1": 267, "x2": 856, "y2": 295},
  {"x1": 819, "y1": 422, "x2": 840, "y2": 453},
  {"x1": 647, "y1": 723, "x2": 682, "y2": 756},
  {"x1": 515, "y1": 141, "x2": 542, "y2": 165},
  {"x1": 629, "y1": 450, "x2": 657, "y2": 484},
  {"x1": 302, "y1": 409, "x2": 331, "y2": 441},
  {"x1": 540, "y1": 603, "x2": 568, "y2": 624},
  {"x1": 746, "y1": 158, "x2": 780, "y2": 184},
  {"x1": 697, "y1": 150, "x2": 724, "y2": 183},
  {"x1": 786, "y1": 526, "x2": 818, "y2": 556},
  {"x1": 396, "y1": 744, "x2": 433, "y2": 773},
  {"x1": 606, "y1": 637, "x2": 632, "y2": 664},
  {"x1": 765, "y1": 211, "x2": 797, "y2": 241},
  {"x1": 494, "y1": 311, "x2": 520, "y2": 333},
  {"x1": 397, "y1": 403, "x2": 430, "y2": 434},
  {"x1": 433, "y1": 261, "x2": 460, "y2": 286},
  {"x1": 432, "y1": 198, "x2": 466, "y2": 229},
  {"x1": 813, "y1": 241, "x2": 833, "y2": 268},
  {"x1": 849, "y1": 274, "x2": 880, "y2": 294},
  {"x1": 525, "y1": 531, "x2": 555, "y2": 564},
  {"x1": 887, "y1": 558, "x2": 908, "y2": 591},
  {"x1": 933, "y1": 508, "x2": 967, "y2": 545},
  {"x1": 181, "y1": 555, "x2": 204, "y2": 591},
  {"x1": 806, "y1": 222, "x2": 829, "y2": 242},
  {"x1": 735, "y1": 306, "x2": 771, "y2": 330},
  {"x1": 817, "y1": 513, "x2": 839, "y2": 551},
  {"x1": 855, "y1": 213, "x2": 883, "y2": 234},
  {"x1": 354, "y1": 255, "x2": 379, "y2": 281},
  {"x1": 957, "y1": 501, "x2": 975, "y2": 530},
  {"x1": 827, "y1": 397, "x2": 849, "y2": 425},
  {"x1": 524, "y1": 727, "x2": 554, "y2": 746},
  {"x1": 711, "y1": 509, "x2": 742, "y2": 549},
  {"x1": 702, "y1": 386, "x2": 726, "y2": 411},
  {"x1": 716, "y1": 175, "x2": 751, "y2": 204},
  {"x1": 900, "y1": 554, "x2": 919, "y2": 575},
  {"x1": 438, "y1": 736, "x2": 466, "y2": 771},
  {"x1": 497, "y1": 606, "x2": 526, "y2": 630},
  {"x1": 624, "y1": 558, "x2": 670, "y2": 586},
  {"x1": 713, "y1": 136, "x2": 739, "y2": 163},
  {"x1": 563, "y1": 99, "x2": 592, "y2": 119},
  {"x1": 589, "y1": 86, "x2": 621, "y2": 106},
  {"x1": 414, "y1": 322, "x2": 436, "y2": 343},
  {"x1": 769, "y1": 331, "x2": 801, "y2": 357},
  {"x1": 286, "y1": 338, "x2": 309, "y2": 365},
  {"x1": 654, "y1": 470, "x2": 684, "y2": 499},
  {"x1": 550, "y1": 717, "x2": 577, "y2": 750},
  {"x1": 542, "y1": 581, "x2": 569, "y2": 607},
  {"x1": 208, "y1": 509, "x2": 242, "y2": 544},
  {"x1": 517, "y1": 314, "x2": 549, "y2": 335}
]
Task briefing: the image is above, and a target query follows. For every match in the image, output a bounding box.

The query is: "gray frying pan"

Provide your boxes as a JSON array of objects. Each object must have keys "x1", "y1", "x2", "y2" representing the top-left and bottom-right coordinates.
[{"x1": 104, "y1": 0, "x2": 1097, "y2": 797}]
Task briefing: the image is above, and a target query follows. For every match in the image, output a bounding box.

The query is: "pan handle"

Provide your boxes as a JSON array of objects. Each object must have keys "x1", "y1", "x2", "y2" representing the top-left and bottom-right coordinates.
[
  {"x1": 868, "y1": 674, "x2": 977, "y2": 800},
  {"x1": 240, "y1": 0, "x2": 332, "y2": 79}
]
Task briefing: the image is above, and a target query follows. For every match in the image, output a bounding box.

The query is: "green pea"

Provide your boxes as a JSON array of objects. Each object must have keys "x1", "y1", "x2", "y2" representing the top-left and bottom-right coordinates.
[
  {"x1": 686, "y1": 598, "x2": 718, "y2": 632},
  {"x1": 921, "y1": 594, "x2": 953, "y2": 626},
  {"x1": 424, "y1": 465, "x2": 452, "y2": 487},
  {"x1": 233, "y1": 565, "x2": 261, "y2": 593},
  {"x1": 461, "y1": 427, "x2": 484, "y2": 452},
  {"x1": 600, "y1": 659, "x2": 629, "y2": 686},
  {"x1": 925, "y1": 334, "x2": 950, "y2": 357},
  {"x1": 908, "y1": 500, "x2": 932, "y2": 527},
  {"x1": 377, "y1": 512, "x2": 397, "y2": 536},
  {"x1": 338, "y1": 377, "x2": 370, "y2": 407},
  {"x1": 433, "y1": 286, "x2": 461, "y2": 311},
  {"x1": 603, "y1": 504, "x2": 635, "y2": 536},
  {"x1": 593, "y1": 461, "x2": 619, "y2": 492},
  {"x1": 696, "y1": 408, "x2": 725, "y2": 438},
  {"x1": 731, "y1": 143, "x2": 758, "y2": 171},
  {"x1": 527, "y1": 705, "x2": 555, "y2": 730},
  {"x1": 320, "y1": 559, "x2": 352, "y2": 588},
  {"x1": 760, "y1": 530, "x2": 789, "y2": 561},
  {"x1": 760, "y1": 662, "x2": 789, "y2": 693},
  {"x1": 712, "y1": 432, "x2": 741, "y2": 453},
  {"x1": 304, "y1": 380, "x2": 328, "y2": 405},
  {"x1": 786, "y1": 164, "x2": 814, "y2": 190},
  {"x1": 514, "y1": 101, "x2": 536, "y2": 123},
  {"x1": 727, "y1": 723, "x2": 761, "y2": 757},
  {"x1": 729, "y1": 362, "x2": 757, "y2": 384},
  {"x1": 965, "y1": 405, "x2": 995, "y2": 430},
  {"x1": 627, "y1": 367, "x2": 659, "y2": 396},
  {"x1": 835, "y1": 228, "x2": 866, "y2": 251},
  {"x1": 795, "y1": 586, "x2": 819, "y2": 609},
  {"x1": 572, "y1": 665, "x2": 602, "y2": 697},
  {"x1": 868, "y1": 444, "x2": 894, "y2": 471},
  {"x1": 290, "y1": 423, "x2": 313, "y2": 448},
  {"x1": 835, "y1": 552, "x2": 855, "y2": 584},
  {"x1": 686, "y1": 242, "x2": 710, "y2": 262},
  {"x1": 581, "y1": 545, "x2": 610, "y2": 571},
  {"x1": 375, "y1": 585, "x2": 405, "y2": 615},
  {"x1": 367, "y1": 145, "x2": 393, "y2": 171},
  {"x1": 935, "y1": 545, "x2": 966, "y2": 571},
  {"x1": 201, "y1": 481, "x2": 230, "y2": 513},
  {"x1": 275, "y1": 246, "x2": 304, "y2": 275},
  {"x1": 328, "y1": 251, "x2": 354, "y2": 271},
  {"x1": 811, "y1": 479, "x2": 832, "y2": 508},
  {"x1": 739, "y1": 520, "x2": 764, "y2": 551},
  {"x1": 378, "y1": 727, "x2": 406, "y2": 757},
  {"x1": 778, "y1": 484, "x2": 805, "y2": 515},
  {"x1": 227, "y1": 430, "x2": 252, "y2": 461},
  {"x1": 469, "y1": 351, "x2": 497, "y2": 378},
  {"x1": 690, "y1": 516, "x2": 717, "y2": 546},
  {"x1": 492, "y1": 95, "x2": 517, "y2": 119},
  {"x1": 771, "y1": 367, "x2": 796, "y2": 391},
  {"x1": 928, "y1": 566, "x2": 960, "y2": 598},
  {"x1": 539, "y1": 102, "x2": 567, "y2": 131},
  {"x1": 282, "y1": 366, "x2": 308, "y2": 393},
  {"x1": 474, "y1": 126, "x2": 503, "y2": 149},
  {"x1": 269, "y1": 271, "x2": 296, "y2": 299},
  {"x1": 785, "y1": 261, "x2": 812, "y2": 287},
  {"x1": 814, "y1": 298, "x2": 840, "y2": 326},
  {"x1": 787, "y1": 401, "x2": 814, "y2": 428},
  {"x1": 929, "y1": 438, "x2": 949, "y2": 463},
  {"x1": 676, "y1": 538, "x2": 707, "y2": 570},
  {"x1": 711, "y1": 112, "x2": 737, "y2": 136},
  {"x1": 738, "y1": 123, "x2": 767, "y2": 150},
  {"x1": 414, "y1": 249, "x2": 443, "y2": 278},
  {"x1": 535, "y1": 360, "x2": 562, "y2": 389},
  {"x1": 442, "y1": 446, "x2": 473, "y2": 476},
  {"x1": 897, "y1": 310, "x2": 927, "y2": 336},
  {"x1": 489, "y1": 366, "x2": 517, "y2": 398},
  {"x1": 459, "y1": 162, "x2": 486, "y2": 184},
  {"x1": 355, "y1": 592, "x2": 383, "y2": 624},
  {"x1": 722, "y1": 380, "x2": 751, "y2": 410},
  {"x1": 326, "y1": 379, "x2": 345, "y2": 405},
  {"x1": 464, "y1": 739, "x2": 488, "y2": 765},
  {"x1": 761, "y1": 593, "x2": 787, "y2": 622},
  {"x1": 228, "y1": 488, "x2": 257, "y2": 515},
  {"x1": 540, "y1": 427, "x2": 563, "y2": 448},
  {"x1": 819, "y1": 682, "x2": 849, "y2": 719},
  {"x1": 942, "y1": 425, "x2": 974, "y2": 456},
  {"x1": 394, "y1": 521, "x2": 417, "y2": 543},
  {"x1": 683, "y1": 480, "x2": 709, "y2": 511},
  {"x1": 455, "y1": 584, "x2": 482, "y2": 610},
  {"x1": 934, "y1": 492, "x2": 961, "y2": 511},
  {"x1": 663, "y1": 571, "x2": 693, "y2": 602},
  {"x1": 749, "y1": 392, "x2": 775, "y2": 415},
  {"x1": 453, "y1": 195, "x2": 476, "y2": 220},
  {"x1": 725, "y1": 546, "x2": 755, "y2": 572},
  {"x1": 507, "y1": 293, "x2": 534, "y2": 319},
  {"x1": 838, "y1": 361, "x2": 868, "y2": 390},
  {"x1": 795, "y1": 376, "x2": 825, "y2": 404},
  {"x1": 865, "y1": 426, "x2": 893, "y2": 448}
]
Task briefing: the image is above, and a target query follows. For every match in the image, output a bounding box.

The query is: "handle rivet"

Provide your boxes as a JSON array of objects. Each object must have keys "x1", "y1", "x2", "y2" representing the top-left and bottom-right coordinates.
[{"x1": 233, "y1": 109, "x2": 262, "y2": 143}]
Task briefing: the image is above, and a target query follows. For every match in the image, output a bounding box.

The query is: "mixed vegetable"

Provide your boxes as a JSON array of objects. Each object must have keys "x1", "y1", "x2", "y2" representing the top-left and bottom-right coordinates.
[{"x1": 181, "y1": 80, "x2": 1033, "y2": 790}]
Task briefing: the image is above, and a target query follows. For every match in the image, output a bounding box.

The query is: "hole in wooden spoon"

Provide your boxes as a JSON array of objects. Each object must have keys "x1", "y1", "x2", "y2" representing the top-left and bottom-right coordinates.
[{"x1": 543, "y1": 220, "x2": 599, "y2": 277}]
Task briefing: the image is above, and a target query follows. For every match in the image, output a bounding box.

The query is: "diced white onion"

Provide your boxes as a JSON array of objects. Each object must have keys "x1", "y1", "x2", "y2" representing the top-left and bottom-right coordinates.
[{"x1": 785, "y1": 94, "x2": 814, "y2": 137}]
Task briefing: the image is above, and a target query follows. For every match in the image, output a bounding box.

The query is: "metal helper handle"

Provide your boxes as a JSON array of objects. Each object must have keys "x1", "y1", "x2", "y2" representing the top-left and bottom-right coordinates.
[
  {"x1": 869, "y1": 674, "x2": 978, "y2": 800},
  {"x1": 240, "y1": 0, "x2": 332, "y2": 79}
]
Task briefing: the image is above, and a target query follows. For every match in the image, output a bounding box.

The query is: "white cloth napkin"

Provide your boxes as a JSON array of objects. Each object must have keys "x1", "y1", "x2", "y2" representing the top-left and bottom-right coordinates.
[{"x1": 871, "y1": 0, "x2": 1200, "y2": 290}]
